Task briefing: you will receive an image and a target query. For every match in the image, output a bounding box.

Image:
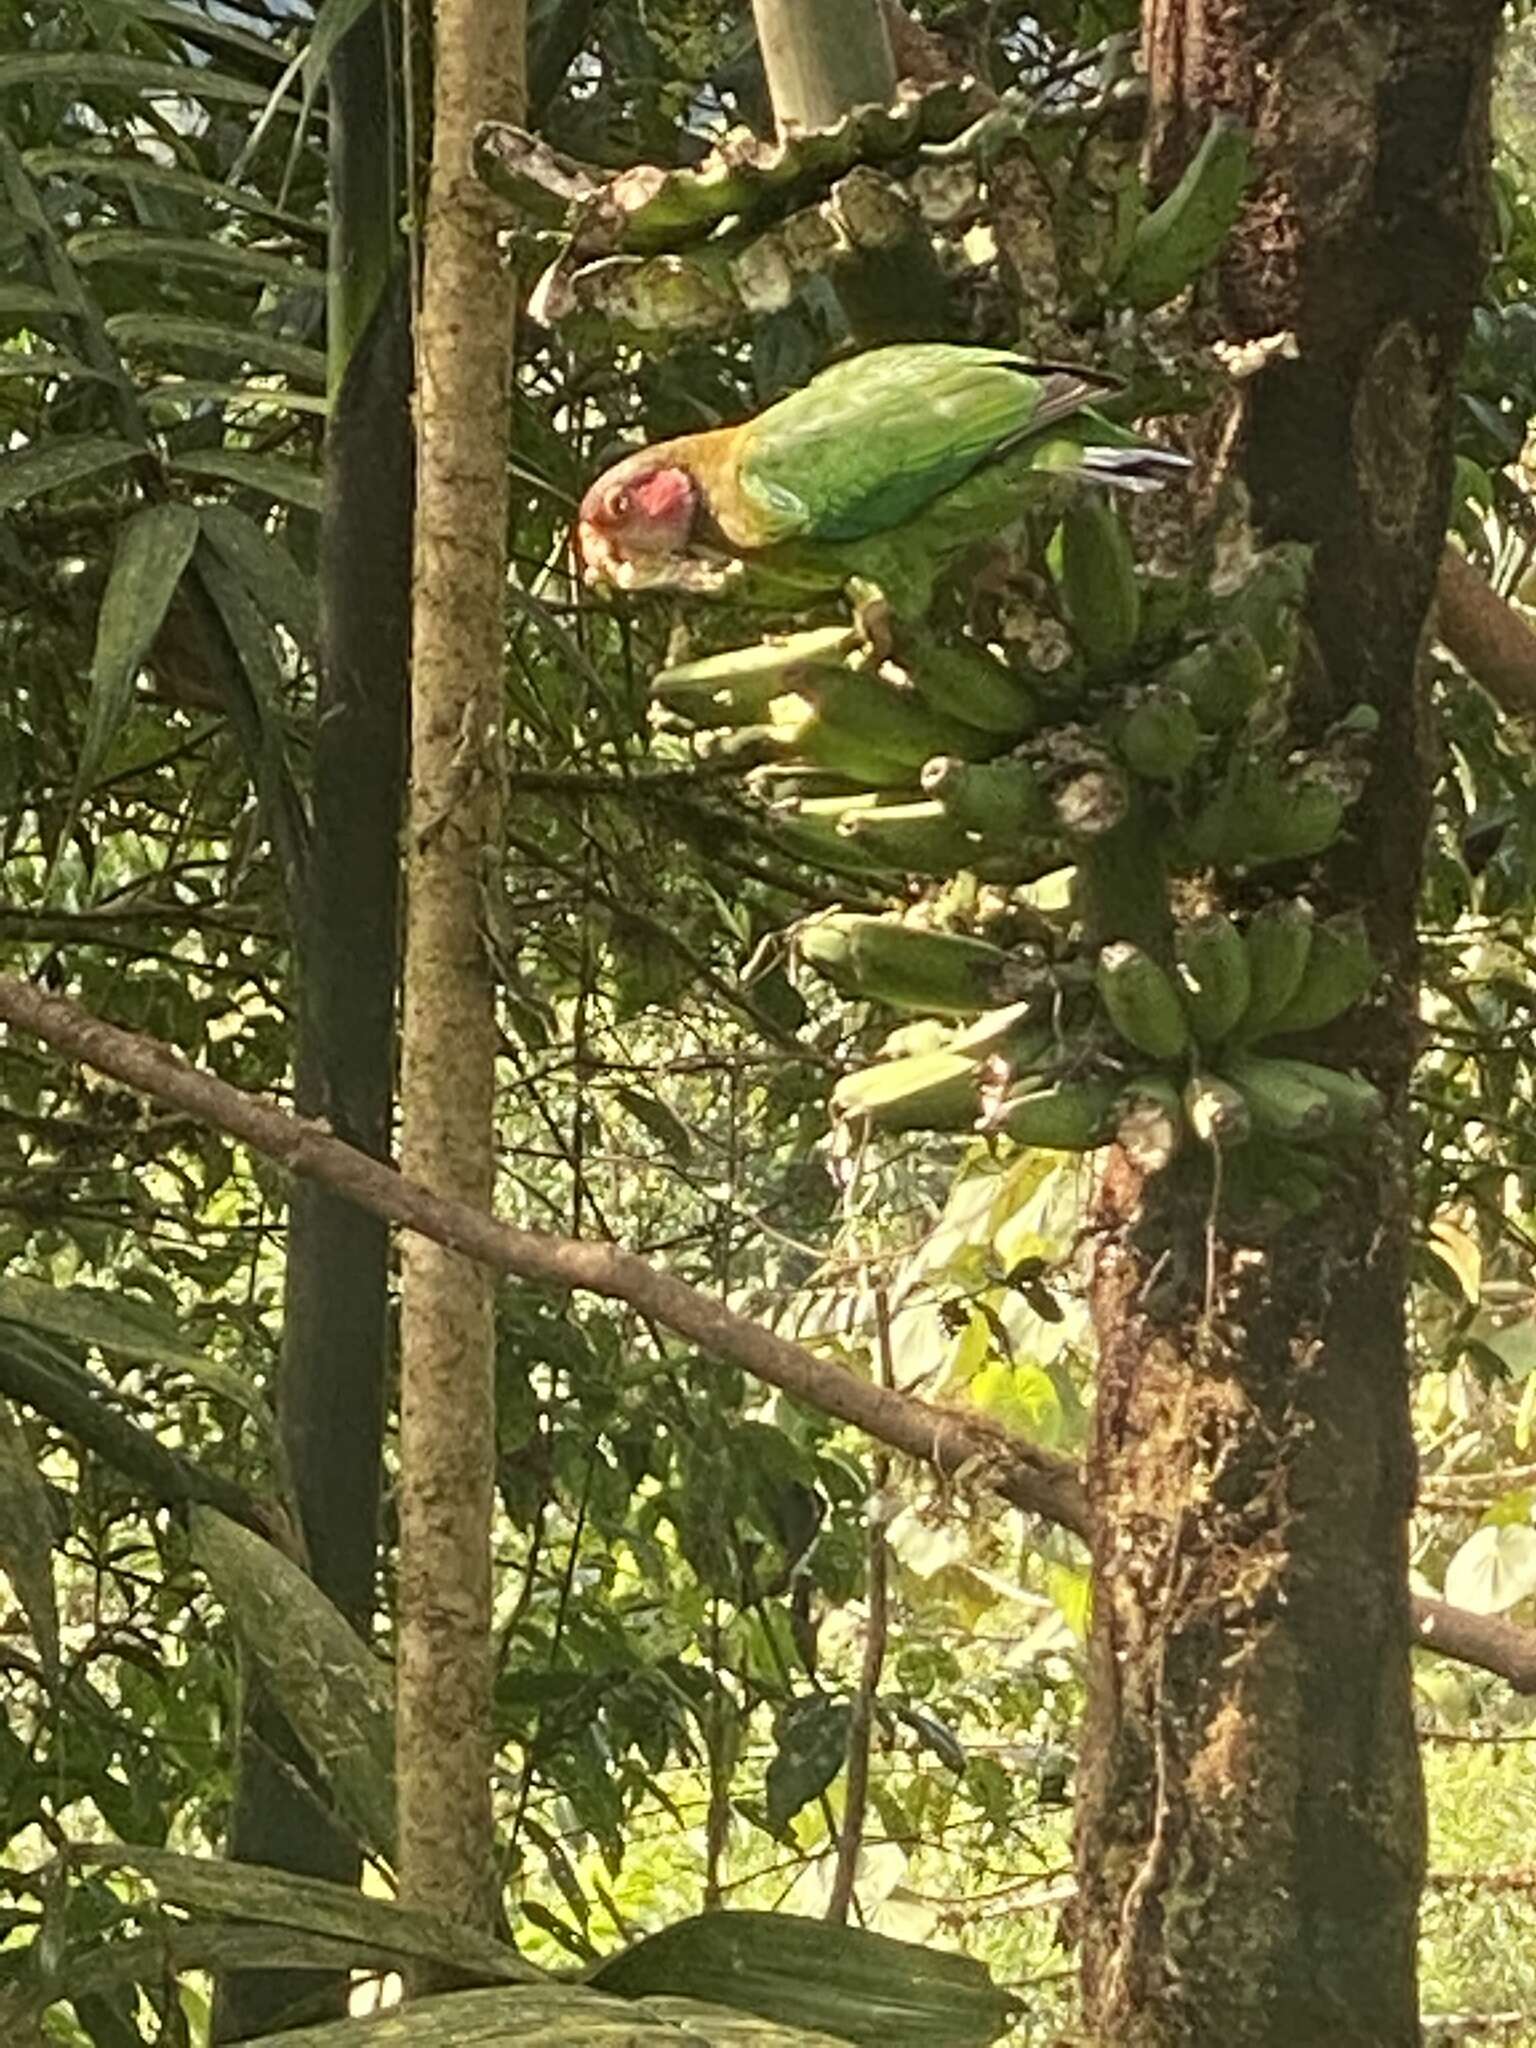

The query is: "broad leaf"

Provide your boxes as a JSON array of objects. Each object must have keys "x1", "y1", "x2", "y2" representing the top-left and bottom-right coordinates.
[
  {"x1": 1443, "y1": 1523, "x2": 1536, "y2": 1614},
  {"x1": 200, "y1": 502, "x2": 321, "y2": 659},
  {"x1": 591, "y1": 1911, "x2": 1021, "y2": 2047},
  {"x1": 191, "y1": 1507, "x2": 397, "y2": 1856},
  {"x1": 0, "y1": 1395, "x2": 59, "y2": 1679},
  {"x1": 77, "y1": 500, "x2": 200, "y2": 799},
  {"x1": 175, "y1": 447, "x2": 323, "y2": 511},
  {"x1": 0, "y1": 1273, "x2": 207, "y2": 1371},
  {"x1": 765, "y1": 1697, "x2": 849, "y2": 1834},
  {"x1": 0, "y1": 435, "x2": 140, "y2": 511},
  {"x1": 234, "y1": 1983, "x2": 849, "y2": 2045}
]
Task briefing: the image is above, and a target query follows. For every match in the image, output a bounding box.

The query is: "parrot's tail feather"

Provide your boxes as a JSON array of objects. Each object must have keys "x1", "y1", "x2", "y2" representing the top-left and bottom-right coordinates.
[{"x1": 1069, "y1": 446, "x2": 1193, "y2": 493}]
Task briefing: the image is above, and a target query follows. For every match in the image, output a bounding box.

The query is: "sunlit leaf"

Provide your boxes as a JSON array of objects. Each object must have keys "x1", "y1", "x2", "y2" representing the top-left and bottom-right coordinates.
[{"x1": 1443, "y1": 1523, "x2": 1536, "y2": 1614}]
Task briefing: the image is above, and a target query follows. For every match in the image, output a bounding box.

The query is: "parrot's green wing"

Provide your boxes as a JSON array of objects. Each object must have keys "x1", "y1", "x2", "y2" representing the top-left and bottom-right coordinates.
[{"x1": 734, "y1": 344, "x2": 1113, "y2": 545}]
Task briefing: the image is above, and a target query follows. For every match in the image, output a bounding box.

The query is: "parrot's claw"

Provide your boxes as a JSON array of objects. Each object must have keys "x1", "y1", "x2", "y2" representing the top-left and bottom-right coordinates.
[{"x1": 845, "y1": 577, "x2": 895, "y2": 665}]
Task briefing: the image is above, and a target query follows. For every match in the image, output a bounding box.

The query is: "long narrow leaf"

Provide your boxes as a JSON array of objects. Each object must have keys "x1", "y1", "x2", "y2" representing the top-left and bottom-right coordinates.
[
  {"x1": 0, "y1": 435, "x2": 140, "y2": 511},
  {"x1": 0, "y1": 283, "x2": 65, "y2": 318},
  {"x1": 145, "y1": 380, "x2": 328, "y2": 417},
  {"x1": 235, "y1": 1984, "x2": 848, "y2": 2046},
  {"x1": 0, "y1": 1395, "x2": 59, "y2": 1680},
  {"x1": 68, "y1": 229, "x2": 325, "y2": 293},
  {"x1": 0, "y1": 52, "x2": 303, "y2": 110},
  {"x1": 0, "y1": 1271, "x2": 212, "y2": 1373},
  {"x1": 191, "y1": 1507, "x2": 397, "y2": 1857},
  {"x1": 76, "y1": 500, "x2": 200, "y2": 799},
  {"x1": 174, "y1": 447, "x2": 323, "y2": 511},
  {"x1": 104, "y1": 311, "x2": 327, "y2": 386},
  {"x1": 0, "y1": 350, "x2": 103, "y2": 381},
  {"x1": 199, "y1": 502, "x2": 321, "y2": 660},
  {"x1": 93, "y1": 0, "x2": 294, "y2": 70},
  {"x1": 24, "y1": 148, "x2": 322, "y2": 235}
]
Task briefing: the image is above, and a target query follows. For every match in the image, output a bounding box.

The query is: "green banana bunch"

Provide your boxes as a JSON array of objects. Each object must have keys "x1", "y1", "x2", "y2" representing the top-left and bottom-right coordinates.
[
  {"x1": 1056, "y1": 497, "x2": 1140, "y2": 672},
  {"x1": 1111, "y1": 113, "x2": 1253, "y2": 312},
  {"x1": 1175, "y1": 912, "x2": 1251, "y2": 1046},
  {"x1": 1214, "y1": 544, "x2": 1311, "y2": 668},
  {"x1": 1182, "y1": 755, "x2": 1349, "y2": 868},
  {"x1": 1239, "y1": 898, "x2": 1315, "y2": 1038},
  {"x1": 1157, "y1": 626, "x2": 1271, "y2": 733},
  {"x1": 1118, "y1": 685, "x2": 1203, "y2": 782},
  {"x1": 897, "y1": 633, "x2": 1044, "y2": 738},
  {"x1": 779, "y1": 666, "x2": 997, "y2": 771},
  {"x1": 1096, "y1": 942, "x2": 1191, "y2": 1060},
  {"x1": 1264, "y1": 911, "x2": 1376, "y2": 1035},
  {"x1": 652, "y1": 625, "x2": 857, "y2": 726},
  {"x1": 797, "y1": 913, "x2": 1008, "y2": 1015},
  {"x1": 1183, "y1": 1072, "x2": 1252, "y2": 1148},
  {"x1": 1218, "y1": 1053, "x2": 1335, "y2": 1141}
]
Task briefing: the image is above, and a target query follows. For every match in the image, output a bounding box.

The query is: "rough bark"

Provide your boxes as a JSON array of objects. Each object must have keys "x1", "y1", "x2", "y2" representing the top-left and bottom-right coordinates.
[
  {"x1": 215, "y1": 8, "x2": 411, "y2": 2034},
  {"x1": 398, "y1": 0, "x2": 524, "y2": 1946},
  {"x1": 1076, "y1": 8, "x2": 1499, "y2": 2045}
]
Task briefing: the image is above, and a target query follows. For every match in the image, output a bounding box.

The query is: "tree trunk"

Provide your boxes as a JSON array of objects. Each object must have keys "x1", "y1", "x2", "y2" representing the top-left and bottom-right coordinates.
[
  {"x1": 750, "y1": 0, "x2": 895, "y2": 133},
  {"x1": 1076, "y1": 8, "x2": 1497, "y2": 2045},
  {"x1": 397, "y1": 0, "x2": 524, "y2": 1947},
  {"x1": 215, "y1": 8, "x2": 410, "y2": 2035}
]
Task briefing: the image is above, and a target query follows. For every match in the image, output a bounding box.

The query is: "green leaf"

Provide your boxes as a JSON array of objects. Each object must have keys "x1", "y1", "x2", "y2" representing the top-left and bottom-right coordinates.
[
  {"x1": 0, "y1": 349, "x2": 101, "y2": 380},
  {"x1": 1443, "y1": 1524, "x2": 1536, "y2": 1615},
  {"x1": 0, "y1": 1274, "x2": 207, "y2": 1369},
  {"x1": 144, "y1": 380, "x2": 328, "y2": 417},
  {"x1": 190, "y1": 1508, "x2": 397, "y2": 1857},
  {"x1": 92, "y1": 0, "x2": 294, "y2": 69},
  {"x1": 765, "y1": 1697, "x2": 849, "y2": 1834},
  {"x1": 0, "y1": 1395, "x2": 59, "y2": 1680},
  {"x1": 615, "y1": 1086, "x2": 695, "y2": 1164},
  {"x1": 23, "y1": 147, "x2": 321, "y2": 234},
  {"x1": 199, "y1": 503, "x2": 320, "y2": 661},
  {"x1": 104, "y1": 312, "x2": 327, "y2": 387},
  {"x1": 67, "y1": 229, "x2": 325, "y2": 293},
  {"x1": 0, "y1": 283, "x2": 64, "y2": 319},
  {"x1": 77, "y1": 501, "x2": 201, "y2": 798},
  {"x1": 173, "y1": 447, "x2": 322, "y2": 511},
  {"x1": 0, "y1": 52, "x2": 300, "y2": 110},
  {"x1": 591, "y1": 1911, "x2": 1021, "y2": 2047},
  {"x1": 0, "y1": 435, "x2": 140, "y2": 511}
]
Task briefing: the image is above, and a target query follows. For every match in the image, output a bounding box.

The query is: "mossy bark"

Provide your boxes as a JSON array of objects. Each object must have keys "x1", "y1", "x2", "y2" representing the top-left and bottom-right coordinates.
[
  {"x1": 398, "y1": 0, "x2": 524, "y2": 1949},
  {"x1": 1074, "y1": 8, "x2": 1497, "y2": 2044}
]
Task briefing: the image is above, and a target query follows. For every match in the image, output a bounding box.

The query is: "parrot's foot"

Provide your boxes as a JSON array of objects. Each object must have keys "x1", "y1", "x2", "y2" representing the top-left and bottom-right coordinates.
[{"x1": 845, "y1": 577, "x2": 895, "y2": 665}]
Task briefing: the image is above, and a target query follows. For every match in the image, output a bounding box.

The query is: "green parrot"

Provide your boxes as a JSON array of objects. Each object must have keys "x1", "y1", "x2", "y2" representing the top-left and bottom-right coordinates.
[{"x1": 575, "y1": 342, "x2": 1188, "y2": 618}]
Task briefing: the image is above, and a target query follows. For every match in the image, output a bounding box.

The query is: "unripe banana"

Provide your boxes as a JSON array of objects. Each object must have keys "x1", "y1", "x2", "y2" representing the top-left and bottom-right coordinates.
[
  {"x1": 1183, "y1": 1072, "x2": 1252, "y2": 1148},
  {"x1": 729, "y1": 712, "x2": 914, "y2": 789},
  {"x1": 1240, "y1": 898, "x2": 1314, "y2": 1038},
  {"x1": 1249, "y1": 768, "x2": 1346, "y2": 864},
  {"x1": 1096, "y1": 942, "x2": 1191, "y2": 1060},
  {"x1": 778, "y1": 668, "x2": 993, "y2": 771},
  {"x1": 1218, "y1": 544, "x2": 1311, "y2": 669},
  {"x1": 948, "y1": 1000, "x2": 1049, "y2": 1062},
  {"x1": 1113, "y1": 113, "x2": 1253, "y2": 312},
  {"x1": 767, "y1": 793, "x2": 918, "y2": 874},
  {"x1": 1257, "y1": 1057, "x2": 1384, "y2": 1133},
  {"x1": 1119, "y1": 686, "x2": 1203, "y2": 782},
  {"x1": 1160, "y1": 626, "x2": 1270, "y2": 732},
  {"x1": 1221, "y1": 1053, "x2": 1334, "y2": 1141},
  {"x1": 878, "y1": 1019, "x2": 953, "y2": 1060},
  {"x1": 831, "y1": 1049, "x2": 983, "y2": 1133},
  {"x1": 1116, "y1": 1074, "x2": 1185, "y2": 1173},
  {"x1": 1058, "y1": 497, "x2": 1140, "y2": 672},
  {"x1": 898, "y1": 634, "x2": 1044, "y2": 738},
  {"x1": 921, "y1": 754, "x2": 1050, "y2": 837},
  {"x1": 653, "y1": 625, "x2": 856, "y2": 725},
  {"x1": 1175, "y1": 912, "x2": 1251, "y2": 1046},
  {"x1": 1266, "y1": 911, "x2": 1375, "y2": 1035},
  {"x1": 832, "y1": 798, "x2": 980, "y2": 875},
  {"x1": 797, "y1": 914, "x2": 1008, "y2": 1015},
  {"x1": 985, "y1": 1076, "x2": 1120, "y2": 1151}
]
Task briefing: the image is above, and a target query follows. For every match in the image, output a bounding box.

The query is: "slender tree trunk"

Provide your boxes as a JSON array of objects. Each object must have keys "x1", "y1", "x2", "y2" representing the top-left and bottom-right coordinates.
[
  {"x1": 397, "y1": 0, "x2": 524, "y2": 1947},
  {"x1": 215, "y1": 10, "x2": 410, "y2": 2037},
  {"x1": 1076, "y1": 8, "x2": 1497, "y2": 2044},
  {"x1": 750, "y1": 0, "x2": 895, "y2": 132}
]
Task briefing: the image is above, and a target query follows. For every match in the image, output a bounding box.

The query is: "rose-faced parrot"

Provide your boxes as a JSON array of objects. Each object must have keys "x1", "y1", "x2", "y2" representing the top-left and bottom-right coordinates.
[{"x1": 576, "y1": 342, "x2": 1187, "y2": 618}]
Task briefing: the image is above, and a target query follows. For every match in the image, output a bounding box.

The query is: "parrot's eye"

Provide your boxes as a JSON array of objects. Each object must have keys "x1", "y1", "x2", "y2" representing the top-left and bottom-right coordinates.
[{"x1": 605, "y1": 486, "x2": 632, "y2": 520}]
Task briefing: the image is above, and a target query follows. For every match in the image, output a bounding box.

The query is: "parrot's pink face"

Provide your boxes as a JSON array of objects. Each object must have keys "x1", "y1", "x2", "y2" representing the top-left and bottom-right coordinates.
[{"x1": 576, "y1": 459, "x2": 700, "y2": 587}]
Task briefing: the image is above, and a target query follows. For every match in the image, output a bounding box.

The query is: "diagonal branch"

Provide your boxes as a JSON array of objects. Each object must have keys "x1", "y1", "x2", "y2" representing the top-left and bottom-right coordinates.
[
  {"x1": 1436, "y1": 544, "x2": 1536, "y2": 722},
  {"x1": 2, "y1": 972, "x2": 1533, "y2": 1693}
]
